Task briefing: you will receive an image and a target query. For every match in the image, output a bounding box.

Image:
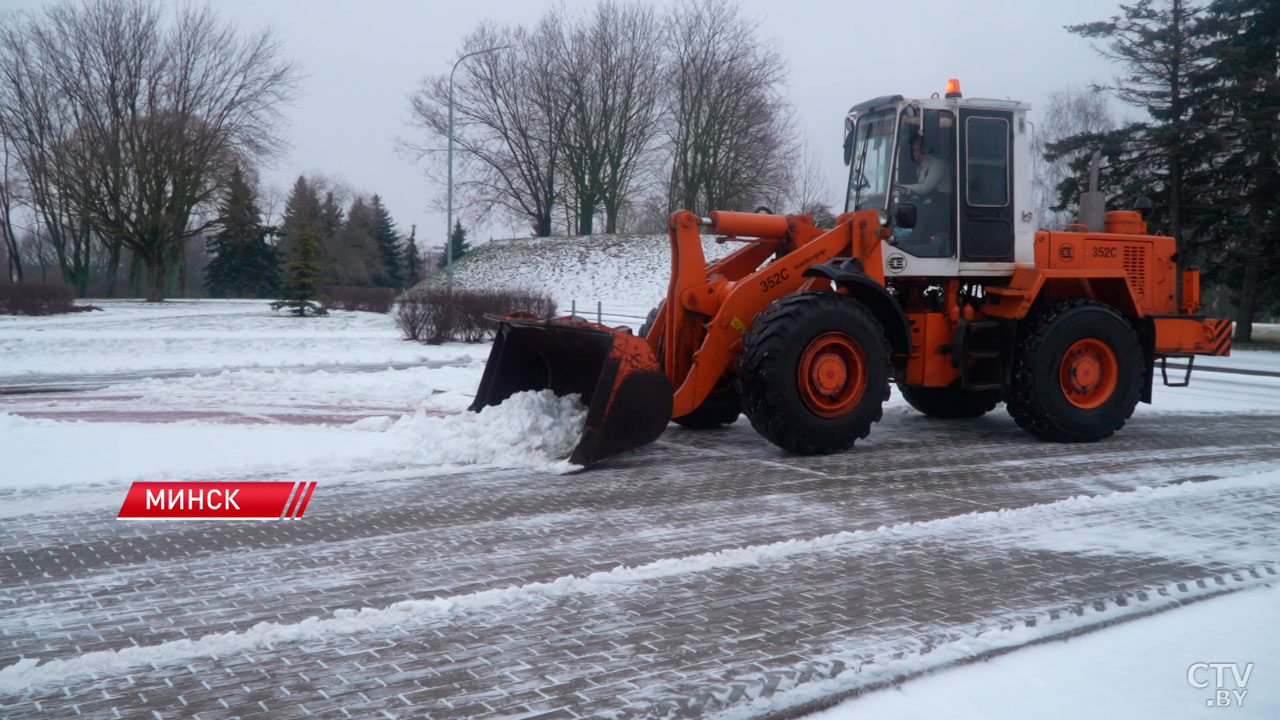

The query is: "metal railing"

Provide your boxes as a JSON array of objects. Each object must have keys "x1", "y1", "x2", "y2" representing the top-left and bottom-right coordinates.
[{"x1": 567, "y1": 300, "x2": 650, "y2": 326}]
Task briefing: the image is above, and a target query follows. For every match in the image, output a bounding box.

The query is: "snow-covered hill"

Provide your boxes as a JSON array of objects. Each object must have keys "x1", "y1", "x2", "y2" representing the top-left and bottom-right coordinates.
[{"x1": 423, "y1": 233, "x2": 735, "y2": 327}]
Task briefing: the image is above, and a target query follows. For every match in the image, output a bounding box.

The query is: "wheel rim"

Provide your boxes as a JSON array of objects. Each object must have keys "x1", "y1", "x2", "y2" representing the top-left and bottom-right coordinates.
[
  {"x1": 797, "y1": 332, "x2": 867, "y2": 418},
  {"x1": 1059, "y1": 338, "x2": 1118, "y2": 409}
]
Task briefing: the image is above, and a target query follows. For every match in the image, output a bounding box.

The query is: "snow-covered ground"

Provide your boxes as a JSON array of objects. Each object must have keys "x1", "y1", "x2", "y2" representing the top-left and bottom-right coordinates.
[
  {"x1": 0, "y1": 300, "x2": 594, "y2": 497},
  {"x1": 0, "y1": 298, "x2": 476, "y2": 376},
  {"x1": 808, "y1": 583, "x2": 1280, "y2": 719},
  {"x1": 2, "y1": 299, "x2": 1277, "y2": 496}
]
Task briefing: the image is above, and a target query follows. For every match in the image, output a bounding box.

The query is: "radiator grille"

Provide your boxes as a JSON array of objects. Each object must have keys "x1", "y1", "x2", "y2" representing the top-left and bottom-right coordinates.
[{"x1": 1124, "y1": 245, "x2": 1147, "y2": 298}]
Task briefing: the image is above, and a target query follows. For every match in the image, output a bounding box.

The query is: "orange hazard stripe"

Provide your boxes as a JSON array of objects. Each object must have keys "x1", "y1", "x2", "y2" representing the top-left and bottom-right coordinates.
[{"x1": 1211, "y1": 319, "x2": 1233, "y2": 356}]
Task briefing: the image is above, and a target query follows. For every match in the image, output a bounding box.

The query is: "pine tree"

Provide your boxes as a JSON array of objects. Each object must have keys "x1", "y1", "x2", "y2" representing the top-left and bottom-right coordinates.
[
  {"x1": 314, "y1": 191, "x2": 345, "y2": 282},
  {"x1": 280, "y1": 176, "x2": 321, "y2": 262},
  {"x1": 339, "y1": 197, "x2": 379, "y2": 285},
  {"x1": 369, "y1": 195, "x2": 403, "y2": 289},
  {"x1": 204, "y1": 167, "x2": 280, "y2": 298},
  {"x1": 1189, "y1": 0, "x2": 1280, "y2": 340},
  {"x1": 272, "y1": 225, "x2": 327, "y2": 317},
  {"x1": 403, "y1": 224, "x2": 423, "y2": 287},
  {"x1": 438, "y1": 220, "x2": 471, "y2": 270},
  {"x1": 1064, "y1": 0, "x2": 1211, "y2": 243}
]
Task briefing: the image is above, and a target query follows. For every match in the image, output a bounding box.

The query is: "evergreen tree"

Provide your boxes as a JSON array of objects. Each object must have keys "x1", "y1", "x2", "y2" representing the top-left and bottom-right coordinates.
[
  {"x1": 316, "y1": 191, "x2": 347, "y2": 281},
  {"x1": 370, "y1": 195, "x2": 403, "y2": 289},
  {"x1": 204, "y1": 167, "x2": 280, "y2": 298},
  {"x1": 1189, "y1": 0, "x2": 1280, "y2": 339},
  {"x1": 280, "y1": 176, "x2": 321, "y2": 261},
  {"x1": 438, "y1": 220, "x2": 471, "y2": 270},
  {"x1": 339, "y1": 197, "x2": 379, "y2": 285},
  {"x1": 404, "y1": 224, "x2": 423, "y2": 287},
  {"x1": 272, "y1": 225, "x2": 327, "y2": 316},
  {"x1": 1066, "y1": 0, "x2": 1210, "y2": 246}
]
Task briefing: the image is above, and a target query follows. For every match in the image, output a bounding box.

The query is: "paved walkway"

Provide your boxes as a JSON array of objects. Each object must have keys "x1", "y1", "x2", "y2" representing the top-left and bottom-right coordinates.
[{"x1": 3, "y1": 406, "x2": 1278, "y2": 719}]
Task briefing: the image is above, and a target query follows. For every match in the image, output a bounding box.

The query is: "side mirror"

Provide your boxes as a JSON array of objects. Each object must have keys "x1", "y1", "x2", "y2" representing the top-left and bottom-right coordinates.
[
  {"x1": 843, "y1": 119, "x2": 855, "y2": 166},
  {"x1": 895, "y1": 203, "x2": 917, "y2": 229}
]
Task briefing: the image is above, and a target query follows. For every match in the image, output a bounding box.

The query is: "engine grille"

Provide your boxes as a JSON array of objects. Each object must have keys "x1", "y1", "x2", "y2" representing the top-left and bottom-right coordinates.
[{"x1": 1124, "y1": 245, "x2": 1147, "y2": 298}]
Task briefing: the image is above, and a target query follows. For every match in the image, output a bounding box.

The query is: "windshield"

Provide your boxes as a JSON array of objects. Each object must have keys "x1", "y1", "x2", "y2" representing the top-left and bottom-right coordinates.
[{"x1": 845, "y1": 108, "x2": 897, "y2": 212}]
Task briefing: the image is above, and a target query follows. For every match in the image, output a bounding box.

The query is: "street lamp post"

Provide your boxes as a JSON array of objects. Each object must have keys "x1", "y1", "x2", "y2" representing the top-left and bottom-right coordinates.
[{"x1": 446, "y1": 45, "x2": 509, "y2": 294}]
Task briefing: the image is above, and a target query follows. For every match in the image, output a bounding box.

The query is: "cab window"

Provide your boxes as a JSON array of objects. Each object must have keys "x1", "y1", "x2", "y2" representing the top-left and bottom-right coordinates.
[
  {"x1": 891, "y1": 109, "x2": 955, "y2": 258},
  {"x1": 965, "y1": 117, "x2": 1009, "y2": 207}
]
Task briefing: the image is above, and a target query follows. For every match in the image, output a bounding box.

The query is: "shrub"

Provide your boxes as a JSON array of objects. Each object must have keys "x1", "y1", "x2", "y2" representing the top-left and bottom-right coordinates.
[
  {"x1": 0, "y1": 283, "x2": 77, "y2": 315},
  {"x1": 319, "y1": 285, "x2": 395, "y2": 313},
  {"x1": 396, "y1": 288, "x2": 556, "y2": 344}
]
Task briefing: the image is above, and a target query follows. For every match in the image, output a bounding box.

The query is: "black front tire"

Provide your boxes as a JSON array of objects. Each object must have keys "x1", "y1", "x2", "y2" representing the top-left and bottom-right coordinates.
[
  {"x1": 1006, "y1": 299, "x2": 1143, "y2": 442},
  {"x1": 736, "y1": 292, "x2": 890, "y2": 454},
  {"x1": 898, "y1": 382, "x2": 1002, "y2": 419}
]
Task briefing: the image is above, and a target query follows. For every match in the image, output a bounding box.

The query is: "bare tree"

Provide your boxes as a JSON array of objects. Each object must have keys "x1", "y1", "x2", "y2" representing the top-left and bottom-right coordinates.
[
  {"x1": 1031, "y1": 87, "x2": 1116, "y2": 229},
  {"x1": 551, "y1": 2, "x2": 664, "y2": 234},
  {"x1": 0, "y1": 134, "x2": 21, "y2": 282},
  {"x1": 409, "y1": 22, "x2": 563, "y2": 237},
  {"x1": 664, "y1": 0, "x2": 797, "y2": 215},
  {"x1": 0, "y1": 0, "x2": 297, "y2": 300},
  {"x1": 0, "y1": 19, "x2": 94, "y2": 293}
]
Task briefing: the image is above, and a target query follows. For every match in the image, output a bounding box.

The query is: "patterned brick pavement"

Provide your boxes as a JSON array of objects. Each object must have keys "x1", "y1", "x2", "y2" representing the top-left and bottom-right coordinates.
[{"x1": 2, "y1": 410, "x2": 1279, "y2": 718}]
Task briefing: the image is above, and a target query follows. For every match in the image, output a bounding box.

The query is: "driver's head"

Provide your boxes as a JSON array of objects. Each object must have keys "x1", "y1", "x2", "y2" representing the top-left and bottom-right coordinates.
[{"x1": 911, "y1": 136, "x2": 930, "y2": 163}]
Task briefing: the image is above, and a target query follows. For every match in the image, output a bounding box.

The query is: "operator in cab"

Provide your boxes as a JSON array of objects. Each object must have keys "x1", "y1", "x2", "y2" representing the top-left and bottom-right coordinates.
[{"x1": 894, "y1": 133, "x2": 952, "y2": 255}]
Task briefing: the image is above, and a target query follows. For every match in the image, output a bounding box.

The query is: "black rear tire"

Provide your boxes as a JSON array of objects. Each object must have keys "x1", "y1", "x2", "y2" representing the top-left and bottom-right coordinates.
[
  {"x1": 642, "y1": 304, "x2": 739, "y2": 429},
  {"x1": 638, "y1": 306, "x2": 660, "y2": 339},
  {"x1": 736, "y1": 292, "x2": 890, "y2": 454},
  {"x1": 898, "y1": 382, "x2": 1002, "y2": 419},
  {"x1": 672, "y1": 384, "x2": 740, "y2": 429},
  {"x1": 1006, "y1": 299, "x2": 1143, "y2": 442}
]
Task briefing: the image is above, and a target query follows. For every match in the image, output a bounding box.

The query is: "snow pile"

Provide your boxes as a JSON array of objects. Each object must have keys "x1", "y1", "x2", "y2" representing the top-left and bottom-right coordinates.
[
  {"x1": 386, "y1": 389, "x2": 588, "y2": 472},
  {"x1": 0, "y1": 389, "x2": 586, "y2": 493}
]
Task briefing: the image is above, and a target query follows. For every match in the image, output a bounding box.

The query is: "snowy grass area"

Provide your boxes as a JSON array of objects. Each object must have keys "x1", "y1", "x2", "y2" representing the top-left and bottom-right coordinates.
[
  {"x1": 0, "y1": 298, "x2": 478, "y2": 376},
  {"x1": 429, "y1": 233, "x2": 736, "y2": 328},
  {"x1": 806, "y1": 583, "x2": 1280, "y2": 720}
]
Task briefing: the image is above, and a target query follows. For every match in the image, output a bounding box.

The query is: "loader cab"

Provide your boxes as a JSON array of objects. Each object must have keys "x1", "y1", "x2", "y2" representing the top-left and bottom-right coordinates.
[{"x1": 844, "y1": 85, "x2": 1033, "y2": 278}]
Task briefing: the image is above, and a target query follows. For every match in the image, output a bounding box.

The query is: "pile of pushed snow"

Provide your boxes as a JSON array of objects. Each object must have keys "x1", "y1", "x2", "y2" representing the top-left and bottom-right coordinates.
[
  {"x1": 0, "y1": 390, "x2": 586, "y2": 496},
  {"x1": 385, "y1": 389, "x2": 588, "y2": 472},
  {"x1": 427, "y1": 233, "x2": 735, "y2": 325}
]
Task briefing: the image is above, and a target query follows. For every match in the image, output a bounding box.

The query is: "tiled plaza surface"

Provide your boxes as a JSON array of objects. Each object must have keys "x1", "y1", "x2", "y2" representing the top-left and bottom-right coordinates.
[{"x1": 3, "y1": 400, "x2": 1277, "y2": 718}]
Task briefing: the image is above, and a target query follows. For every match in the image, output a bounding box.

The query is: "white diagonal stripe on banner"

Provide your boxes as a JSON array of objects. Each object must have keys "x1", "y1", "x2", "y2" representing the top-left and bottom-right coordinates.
[{"x1": 279, "y1": 481, "x2": 301, "y2": 521}]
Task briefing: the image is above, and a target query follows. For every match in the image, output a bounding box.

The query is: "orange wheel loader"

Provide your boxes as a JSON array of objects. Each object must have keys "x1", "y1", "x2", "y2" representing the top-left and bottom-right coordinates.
[{"x1": 471, "y1": 80, "x2": 1233, "y2": 467}]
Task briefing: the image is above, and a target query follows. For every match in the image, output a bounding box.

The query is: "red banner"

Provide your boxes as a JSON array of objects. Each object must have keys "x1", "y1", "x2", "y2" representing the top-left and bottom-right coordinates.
[{"x1": 117, "y1": 481, "x2": 317, "y2": 520}]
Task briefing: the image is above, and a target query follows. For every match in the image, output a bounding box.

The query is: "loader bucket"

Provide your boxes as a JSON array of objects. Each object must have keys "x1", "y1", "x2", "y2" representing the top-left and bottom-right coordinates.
[{"x1": 469, "y1": 316, "x2": 673, "y2": 467}]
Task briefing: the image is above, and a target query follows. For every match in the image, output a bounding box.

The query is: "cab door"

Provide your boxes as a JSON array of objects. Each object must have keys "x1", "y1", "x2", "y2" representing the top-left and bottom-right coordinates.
[{"x1": 959, "y1": 110, "x2": 1014, "y2": 262}]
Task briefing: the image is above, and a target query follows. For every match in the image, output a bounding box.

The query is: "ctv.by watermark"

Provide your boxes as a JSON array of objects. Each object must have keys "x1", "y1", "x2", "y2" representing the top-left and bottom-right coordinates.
[{"x1": 1188, "y1": 662, "x2": 1254, "y2": 708}]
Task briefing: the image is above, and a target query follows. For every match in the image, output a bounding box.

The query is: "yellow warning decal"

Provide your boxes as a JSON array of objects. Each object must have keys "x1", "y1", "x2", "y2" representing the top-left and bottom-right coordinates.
[{"x1": 730, "y1": 317, "x2": 748, "y2": 334}]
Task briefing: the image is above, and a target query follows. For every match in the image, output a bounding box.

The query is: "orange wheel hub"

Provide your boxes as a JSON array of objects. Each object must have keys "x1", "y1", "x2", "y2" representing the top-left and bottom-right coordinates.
[
  {"x1": 1059, "y1": 338, "x2": 1118, "y2": 409},
  {"x1": 797, "y1": 332, "x2": 866, "y2": 418}
]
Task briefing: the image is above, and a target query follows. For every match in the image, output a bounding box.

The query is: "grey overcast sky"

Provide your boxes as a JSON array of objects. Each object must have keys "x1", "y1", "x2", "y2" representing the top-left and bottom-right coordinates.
[{"x1": 6, "y1": 0, "x2": 1128, "y2": 249}]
